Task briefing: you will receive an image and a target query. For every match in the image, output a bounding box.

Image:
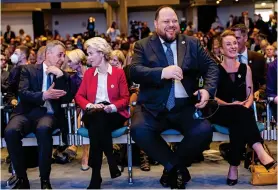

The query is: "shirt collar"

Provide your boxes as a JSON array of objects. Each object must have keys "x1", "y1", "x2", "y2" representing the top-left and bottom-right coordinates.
[
  {"x1": 43, "y1": 62, "x2": 48, "y2": 73},
  {"x1": 238, "y1": 47, "x2": 248, "y2": 59},
  {"x1": 159, "y1": 37, "x2": 177, "y2": 46},
  {"x1": 94, "y1": 64, "x2": 112, "y2": 76}
]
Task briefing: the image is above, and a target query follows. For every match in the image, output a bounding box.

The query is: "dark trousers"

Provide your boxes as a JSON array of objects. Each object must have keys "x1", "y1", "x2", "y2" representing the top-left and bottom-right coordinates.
[
  {"x1": 4, "y1": 114, "x2": 56, "y2": 180},
  {"x1": 131, "y1": 99, "x2": 213, "y2": 171},
  {"x1": 210, "y1": 105, "x2": 263, "y2": 166},
  {"x1": 84, "y1": 111, "x2": 126, "y2": 177}
]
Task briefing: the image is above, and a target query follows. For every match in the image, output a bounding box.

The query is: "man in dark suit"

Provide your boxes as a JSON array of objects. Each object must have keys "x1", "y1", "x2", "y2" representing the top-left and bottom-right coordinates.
[
  {"x1": 129, "y1": 6, "x2": 219, "y2": 189},
  {"x1": 4, "y1": 40, "x2": 72, "y2": 189},
  {"x1": 231, "y1": 24, "x2": 266, "y2": 92},
  {"x1": 4, "y1": 25, "x2": 16, "y2": 44}
]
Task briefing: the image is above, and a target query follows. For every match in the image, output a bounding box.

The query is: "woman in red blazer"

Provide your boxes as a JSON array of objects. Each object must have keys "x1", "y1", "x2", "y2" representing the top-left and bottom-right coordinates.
[{"x1": 75, "y1": 37, "x2": 130, "y2": 189}]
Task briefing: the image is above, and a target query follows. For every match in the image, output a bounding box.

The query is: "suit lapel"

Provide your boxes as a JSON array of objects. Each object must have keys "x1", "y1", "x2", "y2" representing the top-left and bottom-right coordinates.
[
  {"x1": 177, "y1": 34, "x2": 187, "y2": 68},
  {"x1": 37, "y1": 64, "x2": 43, "y2": 90},
  {"x1": 149, "y1": 34, "x2": 168, "y2": 67}
]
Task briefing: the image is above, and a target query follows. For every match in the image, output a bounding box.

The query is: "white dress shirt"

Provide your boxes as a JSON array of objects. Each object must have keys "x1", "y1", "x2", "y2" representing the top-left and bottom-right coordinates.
[
  {"x1": 42, "y1": 63, "x2": 54, "y2": 114},
  {"x1": 159, "y1": 37, "x2": 189, "y2": 98},
  {"x1": 86, "y1": 64, "x2": 117, "y2": 112},
  {"x1": 237, "y1": 47, "x2": 248, "y2": 64},
  {"x1": 266, "y1": 56, "x2": 275, "y2": 64}
]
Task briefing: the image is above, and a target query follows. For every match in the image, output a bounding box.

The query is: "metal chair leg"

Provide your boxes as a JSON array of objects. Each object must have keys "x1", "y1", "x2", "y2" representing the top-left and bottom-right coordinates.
[{"x1": 127, "y1": 129, "x2": 133, "y2": 184}]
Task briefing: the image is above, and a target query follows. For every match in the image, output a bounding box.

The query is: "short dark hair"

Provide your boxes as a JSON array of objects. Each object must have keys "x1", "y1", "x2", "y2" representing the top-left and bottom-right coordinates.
[
  {"x1": 16, "y1": 45, "x2": 30, "y2": 59},
  {"x1": 231, "y1": 24, "x2": 248, "y2": 36},
  {"x1": 155, "y1": 5, "x2": 177, "y2": 20}
]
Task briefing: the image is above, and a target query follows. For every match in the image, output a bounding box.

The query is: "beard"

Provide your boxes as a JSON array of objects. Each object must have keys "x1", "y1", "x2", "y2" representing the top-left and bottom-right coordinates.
[{"x1": 157, "y1": 26, "x2": 179, "y2": 43}]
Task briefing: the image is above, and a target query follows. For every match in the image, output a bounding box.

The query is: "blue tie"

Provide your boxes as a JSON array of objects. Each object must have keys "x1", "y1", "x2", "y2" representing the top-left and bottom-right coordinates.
[
  {"x1": 164, "y1": 42, "x2": 175, "y2": 110},
  {"x1": 47, "y1": 74, "x2": 52, "y2": 89},
  {"x1": 238, "y1": 54, "x2": 243, "y2": 64}
]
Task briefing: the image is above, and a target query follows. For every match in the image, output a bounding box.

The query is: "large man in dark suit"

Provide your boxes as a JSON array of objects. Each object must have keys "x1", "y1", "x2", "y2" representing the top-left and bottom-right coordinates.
[
  {"x1": 129, "y1": 6, "x2": 219, "y2": 189},
  {"x1": 231, "y1": 24, "x2": 266, "y2": 92},
  {"x1": 4, "y1": 40, "x2": 72, "y2": 189}
]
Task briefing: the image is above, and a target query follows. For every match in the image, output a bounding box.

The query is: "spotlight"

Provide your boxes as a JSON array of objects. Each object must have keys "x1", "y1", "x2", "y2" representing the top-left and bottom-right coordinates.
[
  {"x1": 261, "y1": 2, "x2": 266, "y2": 6},
  {"x1": 216, "y1": 1, "x2": 220, "y2": 4}
]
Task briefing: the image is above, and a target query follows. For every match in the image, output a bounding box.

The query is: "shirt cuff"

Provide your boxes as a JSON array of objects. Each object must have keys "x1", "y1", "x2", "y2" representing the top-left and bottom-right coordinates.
[
  {"x1": 161, "y1": 68, "x2": 165, "y2": 79},
  {"x1": 110, "y1": 104, "x2": 117, "y2": 113}
]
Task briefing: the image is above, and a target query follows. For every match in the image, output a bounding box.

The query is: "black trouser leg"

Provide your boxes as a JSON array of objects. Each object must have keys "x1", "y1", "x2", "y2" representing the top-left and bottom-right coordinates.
[
  {"x1": 4, "y1": 115, "x2": 30, "y2": 179},
  {"x1": 35, "y1": 115, "x2": 55, "y2": 180},
  {"x1": 131, "y1": 106, "x2": 179, "y2": 171}
]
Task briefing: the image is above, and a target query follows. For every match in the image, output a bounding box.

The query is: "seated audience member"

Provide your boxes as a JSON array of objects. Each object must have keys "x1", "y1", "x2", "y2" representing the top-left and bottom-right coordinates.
[
  {"x1": 1, "y1": 53, "x2": 9, "y2": 94},
  {"x1": 110, "y1": 50, "x2": 125, "y2": 69},
  {"x1": 266, "y1": 59, "x2": 277, "y2": 119},
  {"x1": 28, "y1": 50, "x2": 37, "y2": 64},
  {"x1": 1, "y1": 53, "x2": 9, "y2": 137},
  {"x1": 265, "y1": 45, "x2": 276, "y2": 64},
  {"x1": 210, "y1": 36, "x2": 222, "y2": 64},
  {"x1": 64, "y1": 49, "x2": 90, "y2": 170},
  {"x1": 75, "y1": 37, "x2": 129, "y2": 189},
  {"x1": 209, "y1": 30, "x2": 276, "y2": 186},
  {"x1": 257, "y1": 39, "x2": 269, "y2": 55},
  {"x1": 231, "y1": 24, "x2": 266, "y2": 92},
  {"x1": 6, "y1": 45, "x2": 30, "y2": 106},
  {"x1": 129, "y1": 6, "x2": 218, "y2": 189},
  {"x1": 4, "y1": 40, "x2": 72, "y2": 189},
  {"x1": 36, "y1": 46, "x2": 46, "y2": 64}
]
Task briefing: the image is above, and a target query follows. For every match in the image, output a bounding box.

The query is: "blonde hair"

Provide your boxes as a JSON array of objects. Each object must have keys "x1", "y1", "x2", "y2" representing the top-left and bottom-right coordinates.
[
  {"x1": 111, "y1": 50, "x2": 125, "y2": 65},
  {"x1": 67, "y1": 49, "x2": 86, "y2": 65},
  {"x1": 84, "y1": 37, "x2": 112, "y2": 61}
]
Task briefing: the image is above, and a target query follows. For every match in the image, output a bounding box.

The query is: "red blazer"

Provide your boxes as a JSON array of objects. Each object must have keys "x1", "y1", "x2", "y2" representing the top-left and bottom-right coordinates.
[{"x1": 75, "y1": 67, "x2": 130, "y2": 119}]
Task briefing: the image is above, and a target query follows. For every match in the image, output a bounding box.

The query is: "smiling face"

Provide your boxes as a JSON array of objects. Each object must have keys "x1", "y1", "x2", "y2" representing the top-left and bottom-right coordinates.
[
  {"x1": 220, "y1": 35, "x2": 238, "y2": 59},
  {"x1": 234, "y1": 30, "x2": 247, "y2": 53},
  {"x1": 154, "y1": 7, "x2": 180, "y2": 43}
]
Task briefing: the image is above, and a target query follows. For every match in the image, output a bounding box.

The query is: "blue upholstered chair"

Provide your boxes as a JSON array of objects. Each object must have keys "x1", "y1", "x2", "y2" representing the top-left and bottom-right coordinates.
[{"x1": 70, "y1": 104, "x2": 133, "y2": 184}]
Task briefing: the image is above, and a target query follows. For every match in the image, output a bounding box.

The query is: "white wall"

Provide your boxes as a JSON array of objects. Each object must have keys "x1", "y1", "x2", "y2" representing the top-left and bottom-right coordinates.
[
  {"x1": 1, "y1": 12, "x2": 34, "y2": 39},
  {"x1": 217, "y1": 4, "x2": 255, "y2": 28},
  {"x1": 128, "y1": 10, "x2": 183, "y2": 33},
  {"x1": 52, "y1": 12, "x2": 106, "y2": 38}
]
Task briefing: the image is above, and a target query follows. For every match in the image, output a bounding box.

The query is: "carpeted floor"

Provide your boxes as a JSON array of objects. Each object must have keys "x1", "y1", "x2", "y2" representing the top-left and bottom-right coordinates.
[{"x1": 1, "y1": 142, "x2": 277, "y2": 189}]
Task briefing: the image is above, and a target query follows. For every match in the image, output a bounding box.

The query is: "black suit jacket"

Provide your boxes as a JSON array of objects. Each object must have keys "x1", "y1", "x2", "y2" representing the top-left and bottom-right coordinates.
[
  {"x1": 1, "y1": 70, "x2": 9, "y2": 94},
  {"x1": 129, "y1": 33, "x2": 219, "y2": 115},
  {"x1": 4, "y1": 31, "x2": 15, "y2": 44},
  {"x1": 5, "y1": 65, "x2": 24, "y2": 104},
  {"x1": 12, "y1": 64, "x2": 73, "y2": 120},
  {"x1": 247, "y1": 50, "x2": 266, "y2": 91}
]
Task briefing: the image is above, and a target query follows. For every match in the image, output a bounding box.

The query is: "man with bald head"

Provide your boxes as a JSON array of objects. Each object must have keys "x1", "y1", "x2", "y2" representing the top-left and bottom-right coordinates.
[
  {"x1": 129, "y1": 5, "x2": 218, "y2": 189},
  {"x1": 5, "y1": 40, "x2": 72, "y2": 189}
]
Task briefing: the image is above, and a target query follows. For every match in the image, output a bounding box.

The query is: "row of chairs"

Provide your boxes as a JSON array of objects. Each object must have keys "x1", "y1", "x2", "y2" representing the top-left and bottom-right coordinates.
[{"x1": 0, "y1": 98, "x2": 276, "y2": 187}]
